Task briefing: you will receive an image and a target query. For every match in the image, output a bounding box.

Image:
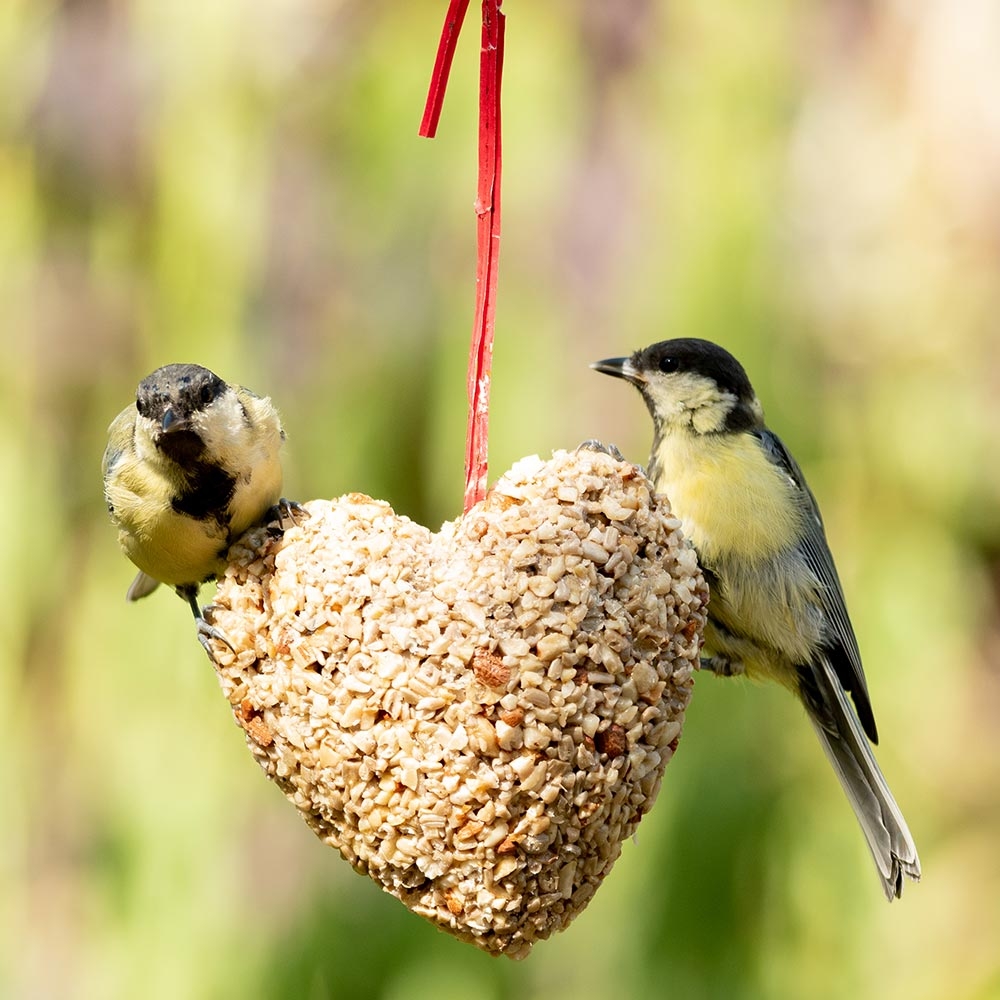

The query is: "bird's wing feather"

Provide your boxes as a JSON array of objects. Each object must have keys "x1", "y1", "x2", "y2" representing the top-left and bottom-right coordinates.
[
  {"x1": 126, "y1": 570, "x2": 161, "y2": 602},
  {"x1": 755, "y1": 429, "x2": 878, "y2": 743},
  {"x1": 102, "y1": 406, "x2": 136, "y2": 478}
]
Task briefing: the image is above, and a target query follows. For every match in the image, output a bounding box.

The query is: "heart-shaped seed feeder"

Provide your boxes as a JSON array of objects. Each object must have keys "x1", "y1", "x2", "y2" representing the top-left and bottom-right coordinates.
[{"x1": 208, "y1": 446, "x2": 706, "y2": 958}]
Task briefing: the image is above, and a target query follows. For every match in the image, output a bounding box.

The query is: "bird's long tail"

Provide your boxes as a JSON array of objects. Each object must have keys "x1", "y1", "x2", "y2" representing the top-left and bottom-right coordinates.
[{"x1": 800, "y1": 656, "x2": 921, "y2": 900}]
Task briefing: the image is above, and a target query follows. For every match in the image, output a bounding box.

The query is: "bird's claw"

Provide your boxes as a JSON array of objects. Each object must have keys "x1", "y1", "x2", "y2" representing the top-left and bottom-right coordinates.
[
  {"x1": 700, "y1": 655, "x2": 745, "y2": 677},
  {"x1": 196, "y1": 607, "x2": 234, "y2": 661},
  {"x1": 266, "y1": 497, "x2": 307, "y2": 535},
  {"x1": 576, "y1": 440, "x2": 626, "y2": 462}
]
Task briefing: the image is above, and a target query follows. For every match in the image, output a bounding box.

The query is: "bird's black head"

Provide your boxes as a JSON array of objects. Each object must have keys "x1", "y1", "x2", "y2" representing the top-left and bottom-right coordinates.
[
  {"x1": 136, "y1": 363, "x2": 227, "y2": 460},
  {"x1": 592, "y1": 338, "x2": 762, "y2": 434},
  {"x1": 136, "y1": 364, "x2": 226, "y2": 424},
  {"x1": 630, "y1": 339, "x2": 755, "y2": 401}
]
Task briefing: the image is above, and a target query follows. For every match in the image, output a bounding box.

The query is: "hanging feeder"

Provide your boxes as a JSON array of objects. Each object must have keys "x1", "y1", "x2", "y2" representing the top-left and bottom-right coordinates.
[{"x1": 202, "y1": 2, "x2": 706, "y2": 957}]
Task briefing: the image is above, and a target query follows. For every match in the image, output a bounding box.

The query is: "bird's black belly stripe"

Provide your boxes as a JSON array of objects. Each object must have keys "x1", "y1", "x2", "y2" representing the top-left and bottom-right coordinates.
[{"x1": 171, "y1": 461, "x2": 237, "y2": 526}]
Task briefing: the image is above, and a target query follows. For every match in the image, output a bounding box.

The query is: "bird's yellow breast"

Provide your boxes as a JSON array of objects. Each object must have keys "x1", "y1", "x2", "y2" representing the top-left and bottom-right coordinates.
[
  {"x1": 105, "y1": 456, "x2": 230, "y2": 586},
  {"x1": 652, "y1": 430, "x2": 802, "y2": 564}
]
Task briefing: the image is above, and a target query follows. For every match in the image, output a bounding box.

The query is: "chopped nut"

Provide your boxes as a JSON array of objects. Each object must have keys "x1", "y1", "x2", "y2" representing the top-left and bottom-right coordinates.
[
  {"x1": 494, "y1": 855, "x2": 520, "y2": 881},
  {"x1": 473, "y1": 650, "x2": 511, "y2": 689},
  {"x1": 595, "y1": 723, "x2": 628, "y2": 759},
  {"x1": 457, "y1": 819, "x2": 485, "y2": 841},
  {"x1": 243, "y1": 714, "x2": 274, "y2": 748},
  {"x1": 481, "y1": 491, "x2": 519, "y2": 513},
  {"x1": 535, "y1": 633, "x2": 570, "y2": 661},
  {"x1": 497, "y1": 835, "x2": 520, "y2": 855},
  {"x1": 235, "y1": 700, "x2": 274, "y2": 747},
  {"x1": 498, "y1": 707, "x2": 524, "y2": 727}
]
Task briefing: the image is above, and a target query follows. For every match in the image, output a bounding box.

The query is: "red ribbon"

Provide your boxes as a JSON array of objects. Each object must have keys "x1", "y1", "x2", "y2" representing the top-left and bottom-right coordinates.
[
  {"x1": 420, "y1": 1, "x2": 505, "y2": 512},
  {"x1": 418, "y1": 0, "x2": 471, "y2": 140}
]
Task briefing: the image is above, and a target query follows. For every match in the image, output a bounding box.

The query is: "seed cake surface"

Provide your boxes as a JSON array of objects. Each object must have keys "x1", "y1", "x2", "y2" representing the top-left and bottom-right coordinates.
[{"x1": 209, "y1": 447, "x2": 706, "y2": 958}]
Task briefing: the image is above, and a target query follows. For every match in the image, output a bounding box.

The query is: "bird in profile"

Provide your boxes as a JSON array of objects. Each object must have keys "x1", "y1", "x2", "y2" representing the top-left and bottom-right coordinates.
[{"x1": 593, "y1": 338, "x2": 920, "y2": 899}]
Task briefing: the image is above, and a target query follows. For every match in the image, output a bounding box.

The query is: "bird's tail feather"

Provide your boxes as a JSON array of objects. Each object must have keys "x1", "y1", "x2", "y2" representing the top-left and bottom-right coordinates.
[
  {"x1": 126, "y1": 570, "x2": 160, "y2": 602},
  {"x1": 803, "y1": 657, "x2": 921, "y2": 900}
]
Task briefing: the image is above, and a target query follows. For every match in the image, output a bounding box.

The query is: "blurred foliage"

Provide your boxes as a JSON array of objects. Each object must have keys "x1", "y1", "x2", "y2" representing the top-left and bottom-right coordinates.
[{"x1": 3, "y1": 1, "x2": 1000, "y2": 998}]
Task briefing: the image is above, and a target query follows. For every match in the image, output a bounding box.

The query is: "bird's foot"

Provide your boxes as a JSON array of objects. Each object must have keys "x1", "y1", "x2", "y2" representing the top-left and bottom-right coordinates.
[
  {"x1": 700, "y1": 655, "x2": 745, "y2": 677},
  {"x1": 576, "y1": 440, "x2": 626, "y2": 462},
  {"x1": 196, "y1": 606, "x2": 235, "y2": 661},
  {"x1": 177, "y1": 585, "x2": 233, "y2": 660},
  {"x1": 265, "y1": 498, "x2": 307, "y2": 535}
]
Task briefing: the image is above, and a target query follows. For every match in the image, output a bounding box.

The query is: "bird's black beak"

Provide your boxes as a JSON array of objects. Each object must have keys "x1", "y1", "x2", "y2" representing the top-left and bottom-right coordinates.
[
  {"x1": 160, "y1": 407, "x2": 190, "y2": 434},
  {"x1": 590, "y1": 357, "x2": 646, "y2": 386},
  {"x1": 155, "y1": 406, "x2": 204, "y2": 460}
]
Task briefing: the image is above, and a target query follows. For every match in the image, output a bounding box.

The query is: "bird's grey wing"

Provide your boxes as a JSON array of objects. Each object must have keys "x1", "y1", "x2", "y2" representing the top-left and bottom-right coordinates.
[
  {"x1": 755, "y1": 428, "x2": 877, "y2": 743},
  {"x1": 102, "y1": 406, "x2": 135, "y2": 478},
  {"x1": 102, "y1": 406, "x2": 136, "y2": 517}
]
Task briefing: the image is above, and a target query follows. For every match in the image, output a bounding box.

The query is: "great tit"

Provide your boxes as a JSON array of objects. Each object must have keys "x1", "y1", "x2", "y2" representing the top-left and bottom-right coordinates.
[
  {"x1": 592, "y1": 338, "x2": 920, "y2": 899},
  {"x1": 103, "y1": 363, "x2": 293, "y2": 626}
]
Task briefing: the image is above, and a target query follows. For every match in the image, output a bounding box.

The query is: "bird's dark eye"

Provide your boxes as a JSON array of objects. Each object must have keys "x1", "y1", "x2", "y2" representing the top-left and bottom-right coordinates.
[
  {"x1": 658, "y1": 356, "x2": 679, "y2": 374},
  {"x1": 200, "y1": 383, "x2": 214, "y2": 405}
]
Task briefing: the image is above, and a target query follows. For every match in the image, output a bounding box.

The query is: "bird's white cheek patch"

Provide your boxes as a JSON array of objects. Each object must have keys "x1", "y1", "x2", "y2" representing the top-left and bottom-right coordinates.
[{"x1": 207, "y1": 448, "x2": 705, "y2": 959}]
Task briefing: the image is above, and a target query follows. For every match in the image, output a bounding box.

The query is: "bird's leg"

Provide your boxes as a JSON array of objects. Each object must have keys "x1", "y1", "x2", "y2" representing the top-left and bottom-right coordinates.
[
  {"x1": 700, "y1": 655, "x2": 745, "y2": 677},
  {"x1": 265, "y1": 498, "x2": 307, "y2": 535},
  {"x1": 178, "y1": 584, "x2": 234, "y2": 658}
]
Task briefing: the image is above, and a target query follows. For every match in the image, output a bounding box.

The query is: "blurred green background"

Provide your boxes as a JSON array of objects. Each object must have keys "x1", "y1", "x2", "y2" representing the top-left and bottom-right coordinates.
[{"x1": 3, "y1": 1, "x2": 999, "y2": 997}]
